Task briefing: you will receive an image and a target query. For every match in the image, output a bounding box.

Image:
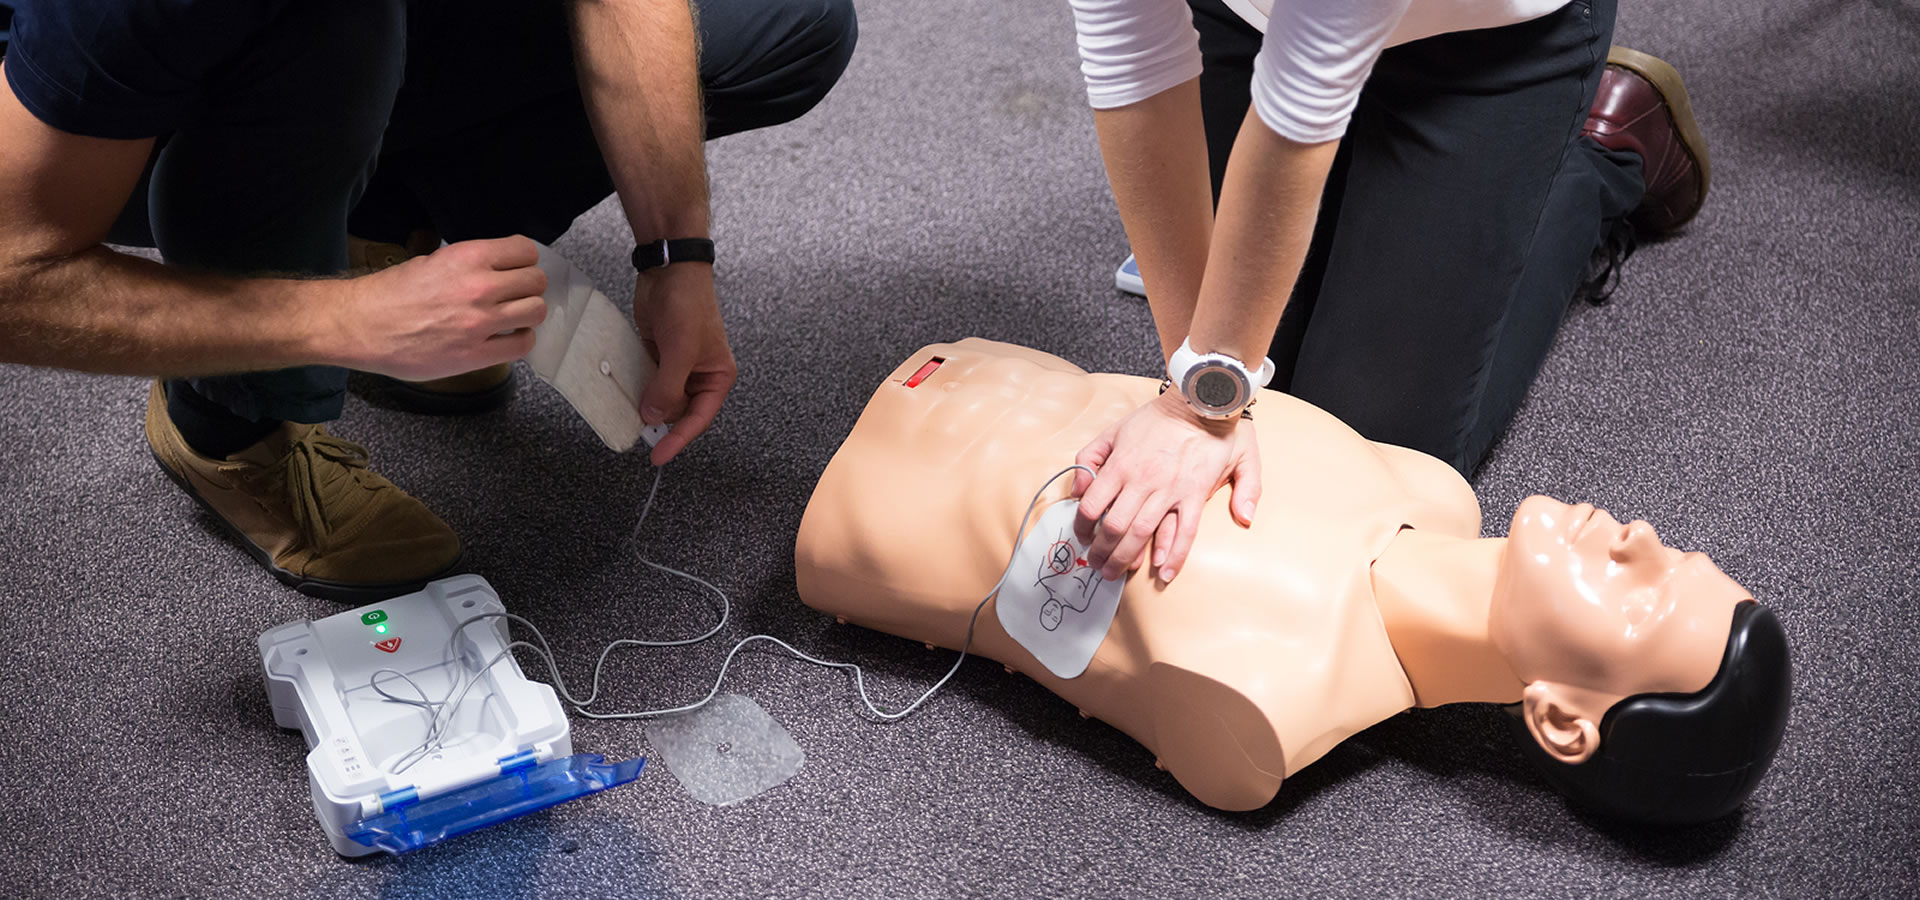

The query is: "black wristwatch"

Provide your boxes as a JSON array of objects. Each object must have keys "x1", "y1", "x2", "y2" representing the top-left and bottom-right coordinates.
[{"x1": 631, "y1": 238, "x2": 716, "y2": 272}]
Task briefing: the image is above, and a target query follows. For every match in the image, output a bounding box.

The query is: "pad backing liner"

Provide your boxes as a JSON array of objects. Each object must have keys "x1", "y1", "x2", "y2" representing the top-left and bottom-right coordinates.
[{"x1": 647, "y1": 694, "x2": 805, "y2": 806}]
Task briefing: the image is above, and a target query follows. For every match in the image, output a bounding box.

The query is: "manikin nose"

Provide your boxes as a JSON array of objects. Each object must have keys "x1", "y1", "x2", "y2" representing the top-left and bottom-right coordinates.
[{"x1": 1610, "y1": 520, "x2": 1662, "y2": 563}]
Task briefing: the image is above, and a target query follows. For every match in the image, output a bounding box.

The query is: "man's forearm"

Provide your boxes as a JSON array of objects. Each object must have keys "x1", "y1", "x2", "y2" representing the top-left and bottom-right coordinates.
[
  {"x1": 0, "y1": 246, "x2": 335, "y2": 376},
  {"x1": 567, "y1": 0, "x2": 710, "y2": 242},
  {"x1": 1188, "y1": 110, "x2": 1339, "y2": 365},
  {"x1": 1092, "y1": 79, "x2": 1215, "y2": 359}
]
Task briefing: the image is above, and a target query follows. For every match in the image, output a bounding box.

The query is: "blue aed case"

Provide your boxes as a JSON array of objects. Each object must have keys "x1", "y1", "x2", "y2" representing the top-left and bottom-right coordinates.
[{"x1": 258, "y1": 575, "x2": 641, "y2": 855}]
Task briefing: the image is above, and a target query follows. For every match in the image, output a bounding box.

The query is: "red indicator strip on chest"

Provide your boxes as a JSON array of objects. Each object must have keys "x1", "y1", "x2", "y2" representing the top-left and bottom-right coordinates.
[{"x1": 903, "y1": 357, "x2": 945, "y2": 388}]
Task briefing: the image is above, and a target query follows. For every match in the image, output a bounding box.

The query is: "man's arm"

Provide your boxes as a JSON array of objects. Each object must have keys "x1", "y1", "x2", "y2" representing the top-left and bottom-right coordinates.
[
  {"x1": 567, "y1": 0, "x2": 737, "y2": 466},
  {"x1": 0, "y1": 65, "x2": 325, "y2": 376},
  {"x1": 0, "y1": 61, "x2": 550, "y2": 381}
]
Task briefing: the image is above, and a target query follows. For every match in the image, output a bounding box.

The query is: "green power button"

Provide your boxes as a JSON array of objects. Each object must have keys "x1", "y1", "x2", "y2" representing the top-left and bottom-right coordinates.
[{"x1": 361, "y1": 610, "x2": 387, "y2": 626}]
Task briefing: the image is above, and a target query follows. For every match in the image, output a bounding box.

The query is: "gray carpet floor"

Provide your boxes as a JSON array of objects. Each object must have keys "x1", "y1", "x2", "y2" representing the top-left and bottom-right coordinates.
[{"x1": 2, "y1": 0, "x2": 1916, "y2": 897}]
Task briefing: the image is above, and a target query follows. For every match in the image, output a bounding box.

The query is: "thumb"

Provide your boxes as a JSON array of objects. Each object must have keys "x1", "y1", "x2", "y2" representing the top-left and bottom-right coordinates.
[
  {"x1": 640, "y1": 349, "x2": 693, "y2": 426},
  {"x1": 1227, "y1": 450, "x2": 1262, "y2": 527}
]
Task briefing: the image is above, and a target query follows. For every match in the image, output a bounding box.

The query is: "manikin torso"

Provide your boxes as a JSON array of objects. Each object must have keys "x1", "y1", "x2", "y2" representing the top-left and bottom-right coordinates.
[{"x1": 796, "y1": 339, "x2": 1495, "y2": 809}]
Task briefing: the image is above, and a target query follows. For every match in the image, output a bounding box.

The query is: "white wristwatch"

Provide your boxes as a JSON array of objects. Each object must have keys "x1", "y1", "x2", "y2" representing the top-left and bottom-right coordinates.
[{"x1": 1164, "y1": 338, "x2": 1276, "y2": 420}]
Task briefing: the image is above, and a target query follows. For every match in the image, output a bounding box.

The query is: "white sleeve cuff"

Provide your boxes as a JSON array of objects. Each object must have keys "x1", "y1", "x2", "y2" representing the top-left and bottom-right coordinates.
[
  {"x1": 1248, "y1": 0, "x2": 1411, "y2": 142},
  {"x1": 1070, "y1": 0, "x2": 1205, "y2": 109}
]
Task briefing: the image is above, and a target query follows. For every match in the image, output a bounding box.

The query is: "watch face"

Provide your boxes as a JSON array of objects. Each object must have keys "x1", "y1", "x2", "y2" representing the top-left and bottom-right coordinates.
[{"x1": 1192, "y1": 367, "x2": 1243, "y2": 411}]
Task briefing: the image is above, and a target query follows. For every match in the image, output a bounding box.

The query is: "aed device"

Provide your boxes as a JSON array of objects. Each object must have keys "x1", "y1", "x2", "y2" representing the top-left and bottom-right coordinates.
[{"x1": 259, "y1": 575, "x2": 643, "y2": 855}]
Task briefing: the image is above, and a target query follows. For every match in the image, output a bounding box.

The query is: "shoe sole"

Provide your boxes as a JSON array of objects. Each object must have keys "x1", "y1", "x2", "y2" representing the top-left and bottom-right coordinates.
[
  {"x1": 371, "y1": 373, "x2": 516, "y2": 416},
  {"x1": 1145, "y1": 661, "x2": 1287, "y2": 810},
  {"x1": 1607, "y1": 47, "x2": 1711, "y2": 226},
  {"x1": 147, "y1": 445, "x2": 462, "y2": 604},
  {"x1": 1114, "y1": 257, "x2": 1146, "y2": 297}
]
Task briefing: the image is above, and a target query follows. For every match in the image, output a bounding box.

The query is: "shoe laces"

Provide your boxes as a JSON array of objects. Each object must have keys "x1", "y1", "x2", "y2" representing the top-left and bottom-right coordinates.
[
  {"x1": 260, "y1": 428, "x2": 381, "y2": 554},
  {"x1": 1579, "y1": 218, "x2": 1640, "y2": 305}
]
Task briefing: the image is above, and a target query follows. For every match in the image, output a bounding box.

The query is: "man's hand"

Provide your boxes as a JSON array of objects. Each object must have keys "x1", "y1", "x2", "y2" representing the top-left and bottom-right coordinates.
[
  {"x1": 330, "y1": 237, "x2": 549, "y2": 381},
  {"x1": 1072, "y1": 390, "x2": 1262, "y2": 584},
  {"x1": 634, "y1": 262, "x2": 736, "y2": 466},
  {"x1": 567, "y1": 0, "x2": 730, "y2": 464}
]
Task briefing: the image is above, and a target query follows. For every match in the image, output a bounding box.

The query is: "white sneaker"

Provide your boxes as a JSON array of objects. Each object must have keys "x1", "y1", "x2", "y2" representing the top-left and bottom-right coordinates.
[{"x1": 1114, "y1": 253, "x2": 1146, "y2": 297}]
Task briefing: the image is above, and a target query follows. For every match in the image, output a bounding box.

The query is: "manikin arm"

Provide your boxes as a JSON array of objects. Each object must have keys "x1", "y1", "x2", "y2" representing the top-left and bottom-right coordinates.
[{"x1": 566, "y1": 0, "x2": 737, "y2": 465}]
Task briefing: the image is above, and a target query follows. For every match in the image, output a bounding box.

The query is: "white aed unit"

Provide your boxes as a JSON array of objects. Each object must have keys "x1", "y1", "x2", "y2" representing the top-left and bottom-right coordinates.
[{"x1": 259, "y1": 575, "x2": 642, "y2": 855}]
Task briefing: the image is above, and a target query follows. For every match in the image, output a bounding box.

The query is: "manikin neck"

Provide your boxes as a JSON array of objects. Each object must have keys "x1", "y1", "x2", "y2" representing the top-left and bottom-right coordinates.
[{"x1": 1369, "y1": 529, "x2": 1526, "y2": 708}]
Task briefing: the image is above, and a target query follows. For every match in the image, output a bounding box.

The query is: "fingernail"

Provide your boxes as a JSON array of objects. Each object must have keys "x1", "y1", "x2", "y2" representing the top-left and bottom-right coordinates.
[
  {"x1": 1160, "y1": 567, "x2": 1174, "y2": 583},
  {"x1": 642, "y1": 406, "x2": 664, "y2": 424}
]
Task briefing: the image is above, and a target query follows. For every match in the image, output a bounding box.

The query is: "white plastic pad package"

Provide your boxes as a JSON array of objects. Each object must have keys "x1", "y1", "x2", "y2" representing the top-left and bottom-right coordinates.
[
  {"x1": 527, "y1": 244, "x2": 656, "y2": 452},
  {"x1": 646, "y1": 694, "x2": 805, "y2": 806}
]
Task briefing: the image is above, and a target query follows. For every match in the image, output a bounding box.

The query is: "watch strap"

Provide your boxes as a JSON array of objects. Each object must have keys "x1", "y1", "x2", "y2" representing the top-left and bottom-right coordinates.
[
  {"x1": 1166, "y1": 339, "x2": 1276, "y2": 388},
  {"x1": 631, "y1": 237, "x2": 716, "y2": 272}
]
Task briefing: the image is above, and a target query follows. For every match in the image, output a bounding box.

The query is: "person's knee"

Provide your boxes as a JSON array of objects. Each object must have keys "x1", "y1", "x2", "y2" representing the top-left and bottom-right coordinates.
[
  {"x1": 805, "y1": 0, "x2": 860, "y2": 81},
  {"x1": 777, "y1": 0, "x2": 858, "y2": 112},
  {"x1": 704, "y1": 0, "x2": 857, "y2": 135}
]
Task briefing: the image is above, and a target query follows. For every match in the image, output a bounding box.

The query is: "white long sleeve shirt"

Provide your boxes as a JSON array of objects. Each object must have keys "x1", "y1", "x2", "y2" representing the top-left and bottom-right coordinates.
[{"x1": 1070, "y1": 0, "x2": 1569, "y2": 143}]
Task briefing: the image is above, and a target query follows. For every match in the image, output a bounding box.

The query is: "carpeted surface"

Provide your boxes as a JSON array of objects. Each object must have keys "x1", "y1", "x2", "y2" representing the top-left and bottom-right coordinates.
[{"x1": 1, "y1": 0, "x2": 1915, "y2": 897}]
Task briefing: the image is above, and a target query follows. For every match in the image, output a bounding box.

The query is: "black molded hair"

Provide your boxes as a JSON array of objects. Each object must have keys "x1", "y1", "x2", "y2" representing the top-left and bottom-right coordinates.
[{"x1": 1508, "y1": 601, "x2": 1791, "y2": 825}]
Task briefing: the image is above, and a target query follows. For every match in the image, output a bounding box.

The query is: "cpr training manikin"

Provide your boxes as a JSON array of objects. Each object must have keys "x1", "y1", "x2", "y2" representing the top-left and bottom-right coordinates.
[{"x1": 795, "y1": 339, "x2": 1789, "y2": 825}]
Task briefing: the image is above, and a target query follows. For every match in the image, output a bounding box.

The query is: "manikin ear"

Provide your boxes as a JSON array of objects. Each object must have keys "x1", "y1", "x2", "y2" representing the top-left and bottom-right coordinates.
[{"x1": 1521, "y1": 682, "x2": 1601, "y2": 764}]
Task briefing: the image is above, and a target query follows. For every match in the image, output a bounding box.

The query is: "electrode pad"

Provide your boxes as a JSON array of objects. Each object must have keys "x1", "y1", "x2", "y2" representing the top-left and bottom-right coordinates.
[
  {"x1": 646, "y1": 694, "x2": 805, "y2": 807},
  {"x1": 528, "y1": 244, "x2": 656, "y2": 452},
  {"x1": 995, "y1": 499, "x2": 1127, "y2": 678}
]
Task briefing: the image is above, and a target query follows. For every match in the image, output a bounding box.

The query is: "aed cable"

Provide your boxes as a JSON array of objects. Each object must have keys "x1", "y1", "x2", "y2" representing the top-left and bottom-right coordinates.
[{"x1": 371, "y1": 463, "x2": 1092, "y2": 775}]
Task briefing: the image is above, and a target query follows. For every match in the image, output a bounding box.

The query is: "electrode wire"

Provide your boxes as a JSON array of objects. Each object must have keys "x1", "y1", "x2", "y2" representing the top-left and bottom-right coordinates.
[{"x1": 376, "y1": 464, "x2": 1091, "y2": 773}]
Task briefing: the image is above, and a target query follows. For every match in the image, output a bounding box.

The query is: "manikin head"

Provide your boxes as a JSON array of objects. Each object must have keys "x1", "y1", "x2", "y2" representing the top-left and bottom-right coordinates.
[{"x1": 1490, "y1": 496, "x2": 1791, "y2": 824}]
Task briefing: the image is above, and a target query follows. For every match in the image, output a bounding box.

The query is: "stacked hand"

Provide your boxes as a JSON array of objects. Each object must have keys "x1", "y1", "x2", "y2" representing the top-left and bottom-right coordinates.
[{"x1": 1071, "y1": 389, "x2": 1262, "y2": 584}]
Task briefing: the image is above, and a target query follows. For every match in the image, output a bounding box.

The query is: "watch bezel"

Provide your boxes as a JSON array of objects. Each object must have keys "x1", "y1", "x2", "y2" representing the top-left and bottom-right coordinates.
[
  {"x1": 1165, "y1": 338, "x2": 1274, "y2": 421},
  {"x1": 1180, "y1": 362, "x2": 1253, "y2": 419}
]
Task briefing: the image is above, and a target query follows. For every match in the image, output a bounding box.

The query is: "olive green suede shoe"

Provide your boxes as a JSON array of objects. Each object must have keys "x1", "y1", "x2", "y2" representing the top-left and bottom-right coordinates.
[
  {"x1": 144, "y1": 381, "x2": 463, "y2": 602},
  {"x1": 349, "y1": 232, "x2": 517, "y2": 415}
]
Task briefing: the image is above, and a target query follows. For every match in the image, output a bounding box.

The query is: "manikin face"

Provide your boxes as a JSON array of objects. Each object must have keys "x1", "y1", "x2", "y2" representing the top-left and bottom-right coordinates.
[{"x1": 1490, "y1": 496, "x2": 1751, "y2": 763}]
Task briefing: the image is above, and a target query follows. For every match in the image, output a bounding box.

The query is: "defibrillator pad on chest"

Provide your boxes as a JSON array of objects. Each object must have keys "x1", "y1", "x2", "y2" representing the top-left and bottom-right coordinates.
[{"x1": 995, "y1": 500, "x2": 1128, "y2": 679}]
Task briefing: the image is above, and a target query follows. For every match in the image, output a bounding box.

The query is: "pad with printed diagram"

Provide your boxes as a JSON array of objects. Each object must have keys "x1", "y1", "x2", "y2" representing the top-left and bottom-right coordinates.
[
  {"x1": 527, "y1": 244, "x2": 657, "y2": 452},
  {"x1": 995, "y1": 499, "x2": 1128, "y2": 679}
]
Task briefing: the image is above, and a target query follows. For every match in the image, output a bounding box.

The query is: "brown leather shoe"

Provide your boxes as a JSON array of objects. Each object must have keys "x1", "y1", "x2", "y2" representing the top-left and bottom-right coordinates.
[
  {"x1": 346, "y1": 231, "x2": 441, "y2": 272},
  {"x1": 145, "y1": 381, "x2": 462, "y2": 602},
  {"x1": 1584, "y1": 47, "x2": 1711, "y2": 234},
  {"x1": 349, "y1": 231, "x2": 517, "y2": 414}
]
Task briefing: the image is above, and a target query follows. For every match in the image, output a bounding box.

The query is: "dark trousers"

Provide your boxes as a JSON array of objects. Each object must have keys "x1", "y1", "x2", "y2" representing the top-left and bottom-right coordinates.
[
  {"x1": 1192, "y1": 0, "x2": 1642, "y2": 473},
  {"x1": 108, "y1": 0, "x2": 856, "y2": 423}
]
